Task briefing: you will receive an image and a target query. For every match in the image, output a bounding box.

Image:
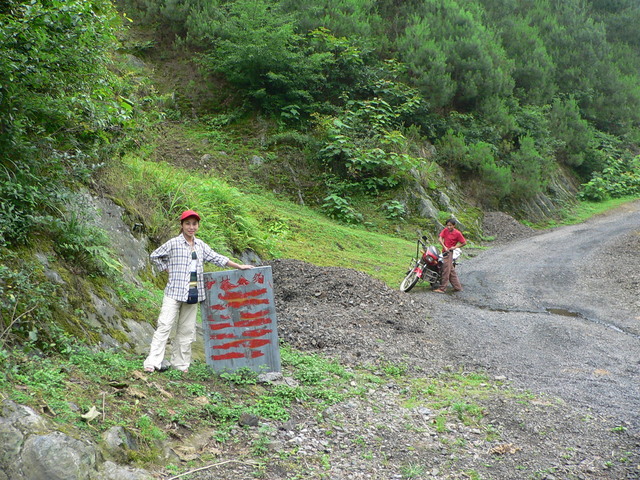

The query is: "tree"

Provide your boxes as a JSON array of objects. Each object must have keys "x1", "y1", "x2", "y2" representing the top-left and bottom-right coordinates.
[
  {"x1": 489, "y1": 17, "x2": 556, "y2": 105},
  {"x1": 547, "y1": 96, "x2": 592, "y2": 168},
  {"x1": 508, "y1": 136, "x2": 546, "y2": 200},
  {"x1": 394, "y1": 18, "x2": 456, "y2": 109},
  {"x1": 0, "y1": 0, "x2": 125, "y2": 246},
  {"x1": 395, "y1": 0, "x2": 514, "y2": 112},
  {"x1": 280, "y1": 0, "x2": 384, "y2": 50}
]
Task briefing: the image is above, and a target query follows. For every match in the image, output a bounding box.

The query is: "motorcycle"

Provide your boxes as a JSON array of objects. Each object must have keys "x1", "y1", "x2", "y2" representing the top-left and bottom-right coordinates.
[{"x1": 399, "y1": 236, "x2": 461, "y2": 292}]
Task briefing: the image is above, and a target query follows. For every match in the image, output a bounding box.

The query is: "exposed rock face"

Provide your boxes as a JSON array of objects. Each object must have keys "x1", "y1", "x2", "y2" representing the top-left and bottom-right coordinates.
[
  {"x1": 1, "y1": 195, "x2": 159, "y2": 479},
  {"x1": 405, "y1": 164, "x2": 482, "y2": 237},
  {"x1": 32, "y1": 193, "x2": 156, "y2": 354},
  {"x1": 21, "y1": 432, "x2": 96, "y2": 480},
  {"x1": 406, "y1": 158, "x2": 580, "y2": 232},
  {"x1": 508, "y1": 168, "x2": 580, "y2": 222},
  {"x1": 0, "y1": 400, "x2": 153, "y2": 480}
]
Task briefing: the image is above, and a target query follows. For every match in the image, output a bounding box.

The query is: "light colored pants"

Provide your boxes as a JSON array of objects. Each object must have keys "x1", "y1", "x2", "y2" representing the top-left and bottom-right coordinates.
[{"x1": 143, "y1": 296, "x2": 197, "y2": 371}]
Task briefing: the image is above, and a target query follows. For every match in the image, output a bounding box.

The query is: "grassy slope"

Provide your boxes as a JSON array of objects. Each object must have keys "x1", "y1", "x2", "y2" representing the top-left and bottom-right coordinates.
[{"x1": 105, "y1": 134, "x2": 428, "y2": 289}]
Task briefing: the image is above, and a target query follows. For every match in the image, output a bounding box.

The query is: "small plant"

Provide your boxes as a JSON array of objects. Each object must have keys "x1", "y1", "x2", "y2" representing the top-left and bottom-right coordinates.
[
  {"x1": 464, "y1": 470, "x2": 482, "y2": 480},
  {"x1": 251, "y1": 425, "x2": 274, "y2": 457},
  {"x1": 252, "y1": 395, "x2": 290, "y2": 421},
  {"x1": 136, "y1": 415, "x2": 167, "y2": 443},
  {"x1": 381, "y1": 360, "x2": 408, "y2": 377},
  {"x1": 220, "y1": 367, "x2": 258, "y2": 385},
  {"x1": 381, "y1": 200, "x2": 406, "y2": 220},
  {"x1": 434, "y1": 414, "x2": 447, "y2": 433},
  {"x1": 401, "y1": 463, "x2": 426, "y2": 479},
  {"x1": 51, "y1": 210, "x2": 122, "y2": 276},
  {"x1": 451, "y1": 401, "x2": 484, "y2": 424},
  {"x1": 0, "y1": 254, "x2": 67, "y2": 351},
  {"x1": 484, "y1": 424, "x2": 501, "y2": 442},
  {"x1": 322, "y1": 193, "x2": 363, "y2": 224},
  {"x1": 164, "y1": 464, "x2": 180, "y2": 475},
  {"x1": 164, "y1": 368, "x2": 187, "y2": 380},
  {"x1": 353, "y1": 435, "x2": 366, "y2": 447},
  {"x1": 182, "y1": 383, "x2": 209, "y2": 396},
  {"x1": 185, "y1": 361, "x2": 214, "y2": 381},
  {"x1": 282, "y1": 346, "x2": 351, "y2": 385}
]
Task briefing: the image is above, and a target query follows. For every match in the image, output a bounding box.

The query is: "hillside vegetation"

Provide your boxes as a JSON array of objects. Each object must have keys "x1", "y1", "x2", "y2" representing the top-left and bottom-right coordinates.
[
  {"x1": 1, "y1": 0, "x2": 640, "y2": 477},
  {"x1": 2, "y1": 0, "x2": 640, "y2": 347}
]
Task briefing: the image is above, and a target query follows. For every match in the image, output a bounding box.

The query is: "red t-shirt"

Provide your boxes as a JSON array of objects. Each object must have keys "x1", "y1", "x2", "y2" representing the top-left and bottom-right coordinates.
[{"x1": 439, "y1": 228, "x2": 466, "y2": 249}]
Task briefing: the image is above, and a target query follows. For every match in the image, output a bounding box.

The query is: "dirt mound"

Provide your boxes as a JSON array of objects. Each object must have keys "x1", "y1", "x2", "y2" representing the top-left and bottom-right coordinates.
[
  {"x1": 267, "y1": 211, "x2": 537, "y2": 370},
  {"x1": 482, "y1": 211, "x2": 538, "y2": 244},
  {"x1": 268, "y1": 259, "x2": 444, "y2": 371},
  {"x1": 268, "y1": 211, "x2": 537, "y2": 368}
]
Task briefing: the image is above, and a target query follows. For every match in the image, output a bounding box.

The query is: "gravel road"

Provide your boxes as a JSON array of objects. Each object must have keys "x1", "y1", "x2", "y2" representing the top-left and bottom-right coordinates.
[{"x1": 432, "y1": 200, "x2": 640, "y2": 433}]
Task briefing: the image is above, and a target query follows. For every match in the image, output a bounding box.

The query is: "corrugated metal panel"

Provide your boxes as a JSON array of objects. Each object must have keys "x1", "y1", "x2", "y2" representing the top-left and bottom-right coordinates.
[{"x1": 201, "y1": 266, "x2": 281, "y2": 373}]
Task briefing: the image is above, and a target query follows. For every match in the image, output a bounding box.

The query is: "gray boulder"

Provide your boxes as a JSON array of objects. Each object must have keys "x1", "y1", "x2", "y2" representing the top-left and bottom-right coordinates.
[{"x1": 0, "y1": 400, "x2": 153, "y2": 480}]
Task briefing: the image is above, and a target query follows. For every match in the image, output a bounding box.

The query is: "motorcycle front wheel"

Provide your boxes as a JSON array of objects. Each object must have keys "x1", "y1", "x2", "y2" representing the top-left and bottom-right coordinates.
[{"x1": 400, "y1": 269, "x2": 420, "y2": 292}]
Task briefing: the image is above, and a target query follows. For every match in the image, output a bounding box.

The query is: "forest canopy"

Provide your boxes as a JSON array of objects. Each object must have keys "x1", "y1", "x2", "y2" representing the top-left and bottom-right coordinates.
[{"x1": 121, "y1": 0, "x2": 640, "y2": 205}]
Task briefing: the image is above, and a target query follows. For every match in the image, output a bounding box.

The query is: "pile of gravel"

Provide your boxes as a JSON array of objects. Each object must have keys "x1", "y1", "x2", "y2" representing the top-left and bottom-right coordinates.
[
  {"x1": 482, "y1": 211, "x2": 538, "y2": 244},
  {"x1": 268, "y1": 258, "x2": 445, "y2": 373}
]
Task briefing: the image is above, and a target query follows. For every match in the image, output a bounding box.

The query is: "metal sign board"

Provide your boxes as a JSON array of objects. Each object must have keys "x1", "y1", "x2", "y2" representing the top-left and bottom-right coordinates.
[{"x1": 201, "y1": 266, "x2": 281, "y2": 373}]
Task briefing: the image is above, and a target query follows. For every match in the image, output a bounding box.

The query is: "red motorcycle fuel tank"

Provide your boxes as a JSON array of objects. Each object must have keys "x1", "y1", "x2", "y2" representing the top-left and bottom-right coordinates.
[{"x1": 422, "y1": 245, "x2": 439, "y2": 266}]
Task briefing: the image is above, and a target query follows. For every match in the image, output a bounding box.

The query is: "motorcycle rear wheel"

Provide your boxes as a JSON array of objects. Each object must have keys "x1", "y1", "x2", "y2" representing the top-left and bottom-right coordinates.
[{"x1": 400, "y1": 269, "x2": 420, "y2": 292}]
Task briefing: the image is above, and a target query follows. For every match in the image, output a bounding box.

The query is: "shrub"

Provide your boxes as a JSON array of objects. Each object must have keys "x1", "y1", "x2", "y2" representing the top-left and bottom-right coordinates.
[
  {"x1": 435, "y1": 130, "x2": 468, "y2": 170},
  {"x1": 507, "y1": 136, "x2": 546, "y2": 200},
  {"x1": 580, "y1": 154, "x2": 640, "y2": 201},
  {"x1": 316, "y1": 97, "x2": 418, "y2": 194},
  {"x1": 322, "y1": 194, "x2": 363, "y2": 224},
  {"x1": 381, "y1": 200, "x2": 407, "y2": 220},
  {"x1": 0, "y1": 1, "x2": 129, "y2": 248},
  {"x1": 0, "y1": 251, "x2": 65, "y2": 351}
]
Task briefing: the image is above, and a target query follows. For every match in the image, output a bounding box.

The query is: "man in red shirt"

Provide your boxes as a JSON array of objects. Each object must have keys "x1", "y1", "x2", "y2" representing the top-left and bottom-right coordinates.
[{"x1": 434, "y1": 218, "x2": 466, "y2": 293}]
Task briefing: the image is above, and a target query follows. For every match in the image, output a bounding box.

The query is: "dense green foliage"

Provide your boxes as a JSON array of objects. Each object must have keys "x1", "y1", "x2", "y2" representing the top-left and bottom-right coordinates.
[
  {"x1": 0, "y1": 5, "x2": 638, "y2": 474},
  {"x1": 122, "y1": 0, "x2": 640, "y2": 209},
  {"x1": 0, "y1": 0, "x2": 131, "y2": 248},
  {"x1": 0, "y1": 0, "x2": 158, "y2": 349}
]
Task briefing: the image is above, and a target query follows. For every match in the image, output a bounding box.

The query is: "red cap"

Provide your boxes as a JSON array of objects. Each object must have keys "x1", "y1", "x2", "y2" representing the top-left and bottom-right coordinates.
[{"x1": 180, "y1": 210, "x2": 201, "y2": 222}]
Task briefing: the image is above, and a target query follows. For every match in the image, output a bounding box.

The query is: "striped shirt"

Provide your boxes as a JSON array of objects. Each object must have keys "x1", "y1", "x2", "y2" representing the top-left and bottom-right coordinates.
[{"x1": 150, "y1": 234, "x2": 230, "y2": 303}]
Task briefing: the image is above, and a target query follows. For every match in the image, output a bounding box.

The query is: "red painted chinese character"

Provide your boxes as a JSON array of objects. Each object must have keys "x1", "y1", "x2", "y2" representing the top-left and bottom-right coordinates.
[{"x1": 220, "y1": 278, "x2": 238, "y2": 291}]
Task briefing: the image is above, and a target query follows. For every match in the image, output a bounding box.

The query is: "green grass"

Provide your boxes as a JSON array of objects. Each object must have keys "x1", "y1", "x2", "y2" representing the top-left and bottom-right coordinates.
[
  {"x1": 104, "y1": 154, "x2": 423, "y2": 287},
  {"x1": 247, "y1": 194, "x2": 418, "y2": 286},
  {"x1": 524, "y1": 196, "x2": 640, "y2": 228},
  {"x1": 0, "y1": 338, "x2": 526, "y2": 474},
  {"x1": 398, "y1": 370, "x2": 532, "y2": 437}
]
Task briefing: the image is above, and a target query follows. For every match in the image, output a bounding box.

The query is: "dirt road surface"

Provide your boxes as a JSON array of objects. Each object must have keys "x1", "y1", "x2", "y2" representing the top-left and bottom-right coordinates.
[{"x1": 432, "y1": 200, "x2": 640, "y2": 434}]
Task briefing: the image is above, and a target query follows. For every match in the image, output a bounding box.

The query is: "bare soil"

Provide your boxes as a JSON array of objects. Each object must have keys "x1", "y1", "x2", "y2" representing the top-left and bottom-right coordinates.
[{"x1": 175, "y1": 204, "x2": 640, "y2": 480}]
